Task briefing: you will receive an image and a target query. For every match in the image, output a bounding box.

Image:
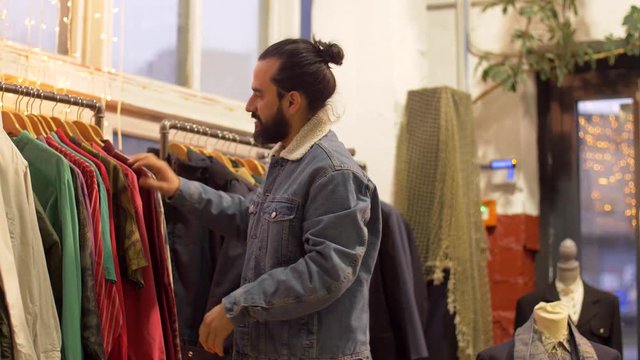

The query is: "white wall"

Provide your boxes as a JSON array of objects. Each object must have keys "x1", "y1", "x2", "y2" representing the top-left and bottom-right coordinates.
[
  {"x1": 312, "y1": 0, "x2": 430, "y2": 203},
  {"x1": 426, "y1": 0, "x2": 638, "y2": 215}
]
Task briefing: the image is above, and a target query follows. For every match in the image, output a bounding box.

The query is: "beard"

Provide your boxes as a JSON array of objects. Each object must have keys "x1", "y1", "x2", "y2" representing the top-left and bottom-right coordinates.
[{"x1": 252, "y1": 104, "x2": 290, "y2": 145}]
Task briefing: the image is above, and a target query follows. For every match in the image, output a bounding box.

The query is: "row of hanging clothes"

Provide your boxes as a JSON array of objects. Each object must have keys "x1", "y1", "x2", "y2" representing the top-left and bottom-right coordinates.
[
  {"x1": 156, "y1": 120, "x2": 270, "y2": 359},
  {"x1": 0, "y1": 82, "x2": 182, "y2": 360}
]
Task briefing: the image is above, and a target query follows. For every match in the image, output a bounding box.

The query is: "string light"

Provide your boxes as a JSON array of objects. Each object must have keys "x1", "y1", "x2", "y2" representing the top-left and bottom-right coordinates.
[{"x1": 580, "y1": 106, "x2": 636, "y2": 228}]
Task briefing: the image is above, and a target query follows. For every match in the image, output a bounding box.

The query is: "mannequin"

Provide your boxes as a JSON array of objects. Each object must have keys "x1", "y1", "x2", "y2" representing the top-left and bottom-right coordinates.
[
  {"x1": 533, "y1": 301, "x2": 569, "y2": 342},
  {"x1": 514, "y1": 239, "x2": 622, "y2": 354},
  {"x1": 556, "y1": 239, "x2": 580, "y2": 285},
  {"x1": 555, "y1": 239, "x2": 583, "y2": 324},
  {"x1": 477, "y1": 301, "x2": 621, "y2": 359}
]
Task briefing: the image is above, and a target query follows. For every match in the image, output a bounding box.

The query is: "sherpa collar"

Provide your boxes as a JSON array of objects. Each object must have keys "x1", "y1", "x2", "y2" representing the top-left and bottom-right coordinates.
[{"x1": 270, "y1": 108, "x2": 332, "y2": 161}]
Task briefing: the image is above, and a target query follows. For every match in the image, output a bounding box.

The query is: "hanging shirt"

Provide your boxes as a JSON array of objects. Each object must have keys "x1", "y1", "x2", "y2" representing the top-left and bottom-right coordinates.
[
  {"x1": 0, "y1": 140, "x2": 39, "y2": 360},
  {"x1": 76, "y1": 140, "x2": 148, "y2": 287},
  {"x1": 51, "y1": 131, "x2": 127, "y2": 359},
  {"x1": 33, "y1": 196, "x2": 64, "y2": 319},
  {"x1": 51, "y1": 132, "x2": 116, "y2": 280},
  {"x1": 9, "y1": 131, "x2": 74, "y2": 360},
  {"x1": 102, "y1": 140, "x2": 182, "y2": 360},
  {"x1": 0, "y1": 189, "x2": 38, "y2": 360},
  {"x1": 68, "y1": 163, "x2": 107, "y2": 360},
  {"x1": 556, "y1": 278, "x2": 584, "y2": 324},
  {"x1": 90, "y1": 144, "x2": 166, "y2": 360},
  {"x1": 46, "y1": 133, "x2": 108, "y2": 360}
]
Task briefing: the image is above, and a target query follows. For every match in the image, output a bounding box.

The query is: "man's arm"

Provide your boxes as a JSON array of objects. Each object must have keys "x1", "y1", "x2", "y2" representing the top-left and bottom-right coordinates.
[
  {"x1": 168, "y1": 178, "x2": 252, "y2": 236},
  {"x1": 129, "y1": 153, "x2": 252, "y2": 234},
  {"x1": 222, "y1": 169, "x2": 376, "y2": 324}
]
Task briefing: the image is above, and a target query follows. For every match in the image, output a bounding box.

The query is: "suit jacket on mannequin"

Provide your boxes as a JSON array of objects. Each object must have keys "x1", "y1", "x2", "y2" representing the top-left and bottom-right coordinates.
[
  {"x1": 477, "y1": 317, "x2": 620, "y2": 360},
  {"x1": 514, "y1": 282, "x2": 622, "y2": 355}
]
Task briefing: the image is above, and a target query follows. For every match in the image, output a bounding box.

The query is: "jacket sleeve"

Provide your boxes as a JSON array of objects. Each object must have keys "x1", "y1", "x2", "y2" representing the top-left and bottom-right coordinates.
[
  {"x1": 222, "y1": 169, "x2": 376, "y2": 324},
  {"x1": 167, "y1": 177, "x2": 252, "y2": 236}
]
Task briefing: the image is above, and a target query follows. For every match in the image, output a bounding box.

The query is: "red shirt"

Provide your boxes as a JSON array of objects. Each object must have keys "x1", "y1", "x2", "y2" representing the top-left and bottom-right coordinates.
[
  {"x1": 102, "y1": 141, "x2": 182, "y2": 360},
  {"x1": 92, "y1": 144, "x2": 166, "y2": 360}
]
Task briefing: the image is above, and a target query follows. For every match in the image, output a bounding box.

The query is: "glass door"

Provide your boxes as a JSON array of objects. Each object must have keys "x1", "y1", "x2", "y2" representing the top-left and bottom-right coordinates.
[
  {"x1": 577, "y1": 98, "x2": 637, "y2": 359},
  {"x1": 538, "y1": 61, "x2": 640, "y2": 360}
]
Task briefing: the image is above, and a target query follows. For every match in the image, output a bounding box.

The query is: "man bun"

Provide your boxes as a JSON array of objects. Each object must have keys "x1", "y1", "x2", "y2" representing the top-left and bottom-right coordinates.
[{"x1": 314, "y1": 39, "x2": 344, "y2": 66}]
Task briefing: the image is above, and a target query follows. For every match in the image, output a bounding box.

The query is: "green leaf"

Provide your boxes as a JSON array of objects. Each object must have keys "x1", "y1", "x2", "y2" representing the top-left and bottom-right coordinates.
[{"x1": 623, "y1": 6, "x2": 640, "y2": 34}]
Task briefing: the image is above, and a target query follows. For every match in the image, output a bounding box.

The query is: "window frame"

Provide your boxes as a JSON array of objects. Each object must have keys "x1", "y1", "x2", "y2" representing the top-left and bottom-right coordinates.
[{"x1": 0, "y1": 0, "x2": 301, "y2": 140}]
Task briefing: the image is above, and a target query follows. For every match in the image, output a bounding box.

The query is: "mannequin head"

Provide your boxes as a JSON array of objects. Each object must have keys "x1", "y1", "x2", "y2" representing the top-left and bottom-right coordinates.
[
  {"x1": 534, "y1": 301, "x2": 569, "y2": 341},
  {"x1": 557, "y1": 238, "x2": 581, "y2": 286}
]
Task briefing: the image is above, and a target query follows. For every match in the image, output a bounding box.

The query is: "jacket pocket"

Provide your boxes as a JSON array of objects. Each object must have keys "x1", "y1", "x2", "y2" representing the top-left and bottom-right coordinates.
[{"x1": 261, "y1": 199, "x2": 299, "y2": 269}]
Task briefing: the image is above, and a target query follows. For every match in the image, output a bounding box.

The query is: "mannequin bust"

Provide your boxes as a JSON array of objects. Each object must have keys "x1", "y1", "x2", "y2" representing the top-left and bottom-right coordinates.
[
  {"x1": 478, "y1": 298, "x2": 622, "y2": 359},
  {"x1": 556, "y1": 238, "x2": 581, "y2": 286},
  {"x1": 533, "y1": 301, "x2": 569, "y2": 341}
]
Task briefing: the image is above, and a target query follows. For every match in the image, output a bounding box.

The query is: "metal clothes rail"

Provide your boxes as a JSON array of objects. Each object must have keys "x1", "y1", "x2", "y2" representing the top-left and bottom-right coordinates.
[{"x1": 0, "y1": 81, "x2": 105, "y2": 129}]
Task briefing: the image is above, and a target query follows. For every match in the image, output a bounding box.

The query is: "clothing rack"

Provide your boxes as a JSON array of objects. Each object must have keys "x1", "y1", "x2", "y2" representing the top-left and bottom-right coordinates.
[
  {"x1": 0, "y1": 81, "x2": 105, "y2": 129},
  {"x1": 159, "y1": 119, "x2": 270, "y2": 160}
]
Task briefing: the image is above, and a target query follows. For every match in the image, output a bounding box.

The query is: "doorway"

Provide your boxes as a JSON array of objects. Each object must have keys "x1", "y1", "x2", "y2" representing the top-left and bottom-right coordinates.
[{"x1": 538, "y1": 57, "x2": 640, "y2": 359}]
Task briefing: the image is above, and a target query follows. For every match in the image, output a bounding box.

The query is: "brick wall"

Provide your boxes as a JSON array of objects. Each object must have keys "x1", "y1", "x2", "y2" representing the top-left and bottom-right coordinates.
[{"x1": 486, "y1": 214, "x2": 539, "y2": 344}]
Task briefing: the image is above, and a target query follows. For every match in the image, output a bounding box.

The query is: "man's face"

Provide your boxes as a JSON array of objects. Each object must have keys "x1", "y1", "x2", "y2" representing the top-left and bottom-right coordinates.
[{"x1": 245, "y1": 58, "x2": 290, "y2": 145}]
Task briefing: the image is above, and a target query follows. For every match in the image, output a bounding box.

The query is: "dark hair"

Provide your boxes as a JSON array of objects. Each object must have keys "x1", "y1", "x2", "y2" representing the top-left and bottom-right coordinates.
[{"x1": 259, "y1": 38, "x2": 344, "y2": 115}]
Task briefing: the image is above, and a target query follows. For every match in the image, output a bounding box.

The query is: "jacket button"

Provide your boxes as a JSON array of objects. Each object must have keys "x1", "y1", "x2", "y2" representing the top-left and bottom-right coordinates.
[
  {"x1": 600, "y1": 328, "x2": 604, "y2": 334},
  {"x1": 187, "y1": 351, "x2": 194, "y2": 358},
  {"x1": 271, "y1": 211, "x2": 277, "y2": 219}
]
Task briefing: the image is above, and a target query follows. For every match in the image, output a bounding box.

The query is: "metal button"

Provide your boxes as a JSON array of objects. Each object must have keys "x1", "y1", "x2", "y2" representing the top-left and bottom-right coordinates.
[
  {"x1": 271, "y1": 211, "x2": 277, "y2": 219},
  {"x1": 600, "y1": 328, "x2": 604, "y2": 334},
  {"x1": 187, "y1": 351, "x2": 194, "y2": 358}
]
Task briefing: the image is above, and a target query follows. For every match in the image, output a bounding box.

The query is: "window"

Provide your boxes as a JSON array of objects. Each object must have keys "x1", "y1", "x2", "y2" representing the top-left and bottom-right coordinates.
[
  {"x1": 577, "y1": 98, "x2": 637, "y2": 358},
  {"x1": 199, "y1": 0, "x2": 261, "y2": 101},
  {"x1": 2, "y1": 0, "x2": 64, "y2": 54},
  {"x1": 112, "y1": 133, "x2": 159, "y2": 156},
  {"x1": 113, "y1": 0, "x2": 179, "y2": 84}
]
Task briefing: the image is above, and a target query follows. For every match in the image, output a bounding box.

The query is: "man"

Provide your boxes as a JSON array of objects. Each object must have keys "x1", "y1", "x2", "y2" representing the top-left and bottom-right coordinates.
[{"x1": 130, "y1": 38, "x2": 381, "y2": 359}]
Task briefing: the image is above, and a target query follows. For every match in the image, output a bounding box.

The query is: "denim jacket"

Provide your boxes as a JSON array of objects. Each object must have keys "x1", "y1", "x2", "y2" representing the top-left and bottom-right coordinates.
[{"x1": 169, "y1": 109, "x2": 381, "y2": 360}]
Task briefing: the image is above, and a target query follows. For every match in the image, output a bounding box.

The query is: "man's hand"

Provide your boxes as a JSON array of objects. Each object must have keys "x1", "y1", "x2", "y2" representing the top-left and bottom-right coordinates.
[
  {"x1": 129, "y1": 153, "x2": 181, "y2": 197},
  {"x1": 199, "y1": 304, "x2": 235, "y2": 356}
]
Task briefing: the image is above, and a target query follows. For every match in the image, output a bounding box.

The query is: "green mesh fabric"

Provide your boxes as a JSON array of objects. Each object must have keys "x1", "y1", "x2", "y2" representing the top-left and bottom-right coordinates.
[{"x1": 394, "y1": 87, "x2": 493, "y2": 359}]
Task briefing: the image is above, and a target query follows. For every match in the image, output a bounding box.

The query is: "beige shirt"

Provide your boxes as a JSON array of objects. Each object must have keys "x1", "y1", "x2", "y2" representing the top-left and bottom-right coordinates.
[
  {"x1": 0, "y1": 129, "x2": 62, "y2": 359},
  {"x1": 556, "y1": 278, "x2": 584, "y2": 324}
]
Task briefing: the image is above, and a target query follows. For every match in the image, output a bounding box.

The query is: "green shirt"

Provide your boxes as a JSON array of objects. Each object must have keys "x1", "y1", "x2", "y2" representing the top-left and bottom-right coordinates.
[
  {"x1": 51, "y1": 133, "x2": 117, "y2": 282},
  {"x1": 12, "y1": 132, "x2": 83, "y2": 360}
]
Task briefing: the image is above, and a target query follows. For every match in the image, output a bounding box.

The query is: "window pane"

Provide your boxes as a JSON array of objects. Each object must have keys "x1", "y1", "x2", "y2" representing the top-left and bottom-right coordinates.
[
  {"x1": 577, "y1": 98, "x2": 636, "y2": 359},
  {"x1": 114, "y1": 0, "x2": 179, "y2": 84},
  {"x1": 2, "y1": 0, "x2": 61, "y2": 53},
  {"x1": 200, "y1": 0, "x2": 260, "y2": 101},
  {"x1": 112, "y1": 133, "x2": 159, "y2": 156}
]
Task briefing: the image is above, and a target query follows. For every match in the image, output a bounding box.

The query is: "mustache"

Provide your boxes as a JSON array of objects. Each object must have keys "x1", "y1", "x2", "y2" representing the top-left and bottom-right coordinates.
[{"x1": 251, "y1": 113, "x2": 261, "y2": 122}]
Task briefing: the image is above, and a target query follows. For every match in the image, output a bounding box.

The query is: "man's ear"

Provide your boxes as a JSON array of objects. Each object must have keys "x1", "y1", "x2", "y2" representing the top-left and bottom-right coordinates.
[{"x1": 284, "y1": 91, "x2": 303, "y2": 115}]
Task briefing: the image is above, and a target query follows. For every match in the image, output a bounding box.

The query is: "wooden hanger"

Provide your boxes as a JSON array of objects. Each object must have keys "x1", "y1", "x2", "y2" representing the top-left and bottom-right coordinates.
[
  {"x1": 26, "y1": 114, "x2": 48, "y2": 136},
  {"x1": 2, "y1": 110, "x2": 22, "y2": 136},
  {"x1": 73, "y1": 120, "x2": 103, "y2": 145},
  {"x1": 88, "y1": 124, "x2": 105, "y2": 141},
  {"x1": 68, "y1": 98, "x2": 103, "y2": 145},
  {"x1": 12, "y1": 111, "x2": 35, "y2": 135},
  {"x1": 0, "y1": 86, "x2": 23, "y2": 136},
  {"x1": 168, "y1": 142, "x2": 189, "y2": 161},
  {"x1": 37, "y1": 114, "x2": 56, "y2": 132},
  {"x1": 33, "y1": 95, "x2": 57, "y2": 133},
  {"x1": 10, "y1": 90, "x2": 36, "y2": 135}
]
